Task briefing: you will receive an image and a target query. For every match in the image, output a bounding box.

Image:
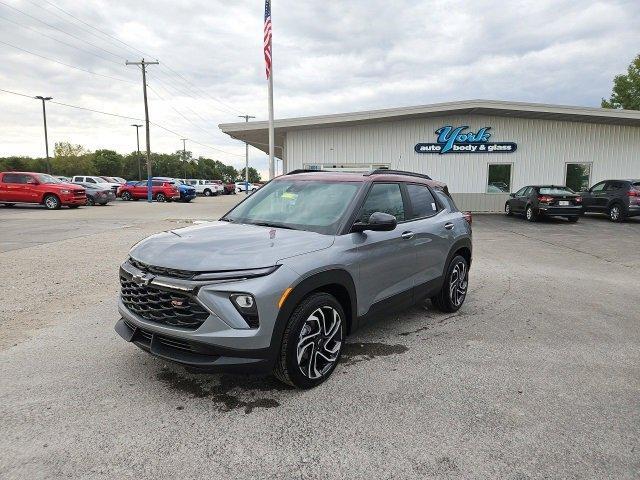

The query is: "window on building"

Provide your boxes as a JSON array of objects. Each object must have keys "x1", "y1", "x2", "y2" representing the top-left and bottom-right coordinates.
[
  {"x1": 359, "y1": 183, "x2": 405, "y2": 222},
  {"x1": 406, "y1": 184, "x2": 438, "y2": 219},
  {"x1": 565, "y1": 163, "x2": 591, "y2": 192},
  {"x1": 487, "y1": 164, "x2": 512, "y2": 193}
]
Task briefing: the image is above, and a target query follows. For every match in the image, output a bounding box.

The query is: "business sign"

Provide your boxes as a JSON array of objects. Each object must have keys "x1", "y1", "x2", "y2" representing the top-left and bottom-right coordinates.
[{"x1": 415, "y1": 126, "x2": 517, "y2": 154}]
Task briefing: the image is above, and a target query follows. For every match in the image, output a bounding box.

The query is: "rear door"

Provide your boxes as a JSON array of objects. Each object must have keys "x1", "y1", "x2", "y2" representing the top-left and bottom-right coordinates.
[
  {"x1": 0, "y1": 173, "x2": 26, "y2": 201},
  {"x1": 404, "y1": 183, "x2": 450, "y2": 288},
  {"x1": 354, "y1": 183, "x2": 418, "y2": 312}
]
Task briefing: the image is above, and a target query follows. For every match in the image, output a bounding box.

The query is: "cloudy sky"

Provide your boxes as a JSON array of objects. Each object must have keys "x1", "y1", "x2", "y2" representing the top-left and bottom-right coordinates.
[{"x1": 1, "y1": 0, "x2": 639, "y2": 177}]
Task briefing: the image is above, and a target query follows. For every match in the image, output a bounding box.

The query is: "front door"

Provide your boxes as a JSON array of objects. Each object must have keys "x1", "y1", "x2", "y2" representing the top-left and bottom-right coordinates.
[
  {"x1": 511, "y1": 186, "x2": 530, "y2": 213},
  {"x1": 352, "y1": 183, "x2": 418, "y2": 315}
]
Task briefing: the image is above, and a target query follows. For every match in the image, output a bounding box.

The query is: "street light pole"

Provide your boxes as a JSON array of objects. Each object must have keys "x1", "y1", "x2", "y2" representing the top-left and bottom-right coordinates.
[
  {"x1": 35, "y1": 96, "x2": 52, "y2": 173},
  {"x1": 131, "y1": 124, "x2": 142, "y2": 180},
  {"x1": 181, "y1": 138, "x2": 188, "y2": 180},
  {"x1": 238, "y1": 114, "x2": 255, "y2": 194}
]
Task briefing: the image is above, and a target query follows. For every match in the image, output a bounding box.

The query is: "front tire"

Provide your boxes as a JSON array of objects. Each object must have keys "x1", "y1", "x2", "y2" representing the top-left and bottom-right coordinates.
[
  {"x1": 203, "y1": 189, "x2": 212, "y2": 197},
  {"x1": 274, "y1": 292, "x2": 345, "y2": 389},
  {"x1": 86, "y1": 196, "x2": 95, "y2": 206},
  {"x1": 505, "y1": 202, "x2": 513, "y2": 216},
  {"x1": 608, "y1": 204, "x2": 624, "y2": 222},
  {"x1": 432, "y1": 255, "x2": 469, "y2": 313},
  {"x1": 526, "y1": 205, "x2": 537, "y2": 222},
  {"x1": 43, "y1": 194, "x2": 61, "y2": 210},
  {"x1": 121, "y1": 191, "x2": 132, "y2": 201},
  {"x1": 156, "y1": 193, "x2": 166, "y2": 203}
]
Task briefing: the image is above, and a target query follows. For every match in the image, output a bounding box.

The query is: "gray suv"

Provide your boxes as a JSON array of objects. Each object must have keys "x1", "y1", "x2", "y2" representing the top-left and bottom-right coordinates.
[{"x1": 115, "y1": 170, "x2": 472, "y2": 388}]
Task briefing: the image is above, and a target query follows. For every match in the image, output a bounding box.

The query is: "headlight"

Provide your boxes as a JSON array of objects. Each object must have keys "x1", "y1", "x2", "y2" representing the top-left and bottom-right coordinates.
[
  {"x1": 230, "y1": 293, "x2": 259, "y2": 328},
  {"x1": 60, "y1": 189, "x2": 70, "y2": 194}
]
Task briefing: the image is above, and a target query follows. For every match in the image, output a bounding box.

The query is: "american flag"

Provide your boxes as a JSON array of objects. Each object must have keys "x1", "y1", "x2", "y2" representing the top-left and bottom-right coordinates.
[{"x1": 264, "y1": 0, "x2": 272, "y2": 79}]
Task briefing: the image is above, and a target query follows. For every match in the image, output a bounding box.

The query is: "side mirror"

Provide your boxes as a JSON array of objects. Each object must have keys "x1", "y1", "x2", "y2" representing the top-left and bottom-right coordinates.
[
  {"x1": 509, "y1": 193, "x2": 516, "y2": 198},
  {"x1": 352, "y1": 212, "x2": 398, "y2": 233}
]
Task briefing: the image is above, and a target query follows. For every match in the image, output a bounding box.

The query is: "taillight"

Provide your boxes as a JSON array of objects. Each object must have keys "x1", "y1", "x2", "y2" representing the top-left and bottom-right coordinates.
[
  {"x1": 628, "y1": 190, "x2": 639, "y2": 197},
  {"x1": 538, "y1": 195, "x2": 554, "y2": 203},
  {"x1": 463, "y1": 211, "x2": 472, "y2": 224}
]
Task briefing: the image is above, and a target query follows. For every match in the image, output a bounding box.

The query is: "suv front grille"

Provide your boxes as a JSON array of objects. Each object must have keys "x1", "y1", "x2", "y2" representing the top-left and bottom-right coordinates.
[
  {"x1": 129, "y1": 257, "x2": 196, "y2": 280},
  {"x1": 120, "y1": 276, "x2": 209, "y2": 329}
]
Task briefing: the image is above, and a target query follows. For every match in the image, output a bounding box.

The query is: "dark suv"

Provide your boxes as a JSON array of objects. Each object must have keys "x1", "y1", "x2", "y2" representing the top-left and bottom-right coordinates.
[
  {"x1": 581, "y1": 180, "x2": 640, "y2": 222},
  {"x1": 115, "y1": 169, "x2": 472, "y2": 388}
]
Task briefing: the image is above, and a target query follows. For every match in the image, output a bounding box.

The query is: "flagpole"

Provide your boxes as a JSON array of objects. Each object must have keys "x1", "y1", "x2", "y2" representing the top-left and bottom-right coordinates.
[{"x1": 268, "y1": 71, "x2": 275, "y2": 179}]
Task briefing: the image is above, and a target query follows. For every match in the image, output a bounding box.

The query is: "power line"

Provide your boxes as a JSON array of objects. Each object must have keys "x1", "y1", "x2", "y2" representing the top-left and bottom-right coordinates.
[
  {"x1": 19, "y1": 0, "x2": 244, "y2": 116},
  {"x1": 38, "y1": 0, "x2": 150, "y2": 59},
  {"x1": 1, "y1": 89, "x2": 243, "y2": 159},
  {"x1": 0, "y1": 14, "x2": 123, "y2": 66},
  {"x1": 0, "y1": 39, "x2": 135, "y2": 83},
  {"x1": 147, "y1": 83, "x2": 216, "y2": 137},
  {"x1": 0, "y1": 0, "x2": 125, "y2": 61}
]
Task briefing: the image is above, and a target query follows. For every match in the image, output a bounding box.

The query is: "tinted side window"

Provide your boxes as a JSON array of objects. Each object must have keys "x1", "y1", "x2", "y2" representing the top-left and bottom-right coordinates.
[
  {"x1": 406, "y1": 184, "x2": 438, "y2": 219},
  {"x1": 591, "y1": 182, "x2": 606, "y2": 192},
  {"x1": 606, "y1": 181, "x2": 624, "y2": 191},
  {"x1": 3, "y1": 173, "x2": 23, "y2": 183},
  {"x1": 359, "y1": 183, "x2": 405, "y2": 222}
]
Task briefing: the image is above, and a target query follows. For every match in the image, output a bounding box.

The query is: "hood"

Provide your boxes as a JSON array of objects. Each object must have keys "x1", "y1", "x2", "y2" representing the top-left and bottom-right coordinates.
[{"x1": 130, "y1": 221, "x2": 335, "y2": 271}]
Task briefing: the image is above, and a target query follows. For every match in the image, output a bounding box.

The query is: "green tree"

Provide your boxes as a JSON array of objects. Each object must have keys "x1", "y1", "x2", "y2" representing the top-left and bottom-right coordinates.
[
  {"x1": 54, "y1": 141, "x2": 88, "y2": 157},
  {"x1": 601, "y1": 53, "x2": 640, "y2": 110},
  {"x1": 93, "y1": 149, "x2": 123, "y2": 176},
  {"x1": 238, "y1": 167, "x2": 261, "y2": 183}
]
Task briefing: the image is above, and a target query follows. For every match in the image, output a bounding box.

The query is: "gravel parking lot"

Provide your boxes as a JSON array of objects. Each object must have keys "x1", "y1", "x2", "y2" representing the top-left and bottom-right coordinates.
[{"x1": 1, "y1": 198, "x2": 638, "y2": 479}]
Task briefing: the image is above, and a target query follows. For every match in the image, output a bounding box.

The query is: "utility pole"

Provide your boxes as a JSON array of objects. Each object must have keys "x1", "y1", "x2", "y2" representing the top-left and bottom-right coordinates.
[
  {"x1": 238, "y1": 114, "x2": 255, "y2": 194},
  {"x1": 131, "y1": 124, "x2": 142, "y2": 180},
  {"x1": 126, "y1": 58, "x2": 159, "y2": 202},
  {"x1": 181, "y1": 138, "x2": 188, "y2": 180},
  {"x1": 35, "y1": 96, "x2": 52, "y2": 173}
]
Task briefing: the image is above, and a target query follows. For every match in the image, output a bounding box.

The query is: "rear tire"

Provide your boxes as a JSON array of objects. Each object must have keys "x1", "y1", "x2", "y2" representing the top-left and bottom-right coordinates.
[
  {"x1": 3, "y1": 203, "x2": 15, "y2": 207},
  {"x1": 203, "y1": 189, "x2": 212, "y2": 197},
  {"x1": 121, "y1": 191, "x2": 132, "y2": 201},
  {"x1": 156, "y1": 193, "x2": 166, "y2": 203},
  {"x1": 526, "y1": 205, "x2": 537, "y2": 222},
  {"x1": 432, "y1": 255, "x2": 469, "y2": 313},
  {"x1": 608, "y1": 204, "x2": 624, "y2": 222},
  {"x1": 567, "y1": 216, "x2": 579, "y2": 223},
  {"x1": 43, "y1": 194, "x2": 61, "y2": 210},
  {"x1": 86, "y1": 196, "x2": 95, "y2": 206},
  {"x1": 274, "y1": 292, "x2": 345, "y2": 389}
]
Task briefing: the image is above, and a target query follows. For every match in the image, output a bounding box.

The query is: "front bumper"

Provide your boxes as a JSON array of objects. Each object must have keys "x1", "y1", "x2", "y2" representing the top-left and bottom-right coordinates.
[
  {"x1": 115, "y1": 259, "x2": 299, "y2": 373},
  {"x1": 61, "y1": 196, "x2": 87, "y2": 205},
  {"x1": 115, "y1": 318, "x2": 272, "y2": 373},
  {"x1": 626, "y1": 205, "x2": 640, "y2": 217}
]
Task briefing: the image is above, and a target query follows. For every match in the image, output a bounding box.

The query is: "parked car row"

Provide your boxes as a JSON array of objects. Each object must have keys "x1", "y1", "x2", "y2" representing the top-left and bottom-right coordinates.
[
  {"x1": 183, "y1": 179, "x2": 237, "y2": 196},
  {"x1": 505, "y1": 179, "x2": 640, "y2": 222}
]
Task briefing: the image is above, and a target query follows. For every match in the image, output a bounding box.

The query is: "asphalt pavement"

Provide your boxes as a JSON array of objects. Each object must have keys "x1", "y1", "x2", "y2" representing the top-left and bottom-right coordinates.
[{"x1": 1, "y1": 199, "x2": 638, "y2": 479}]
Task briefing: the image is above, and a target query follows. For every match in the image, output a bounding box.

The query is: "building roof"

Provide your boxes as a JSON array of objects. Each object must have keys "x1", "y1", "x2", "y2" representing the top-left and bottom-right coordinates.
[{"x1": 219, "y1": 99, "x2": 640, "y2": 157}]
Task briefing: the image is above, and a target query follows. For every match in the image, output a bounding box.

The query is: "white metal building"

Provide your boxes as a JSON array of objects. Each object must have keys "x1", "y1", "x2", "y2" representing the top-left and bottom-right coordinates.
[{"x1": 219, "y1": 100, "x2": 640, "y2": 212}]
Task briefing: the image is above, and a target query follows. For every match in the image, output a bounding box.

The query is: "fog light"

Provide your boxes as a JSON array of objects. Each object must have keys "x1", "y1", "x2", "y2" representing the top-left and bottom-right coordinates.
[{"x1": 229, "y1": 293, "x2": 259, "y2": 328}]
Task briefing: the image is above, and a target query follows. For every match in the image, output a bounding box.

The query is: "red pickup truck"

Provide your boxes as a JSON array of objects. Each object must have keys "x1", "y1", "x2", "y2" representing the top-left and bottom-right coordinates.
[
  {"x1": 0, "y1": 171, "x2": 86, "y2": 209},
  {"x1": 118, "y1": 180, "x2": 180, "y2": 202}
]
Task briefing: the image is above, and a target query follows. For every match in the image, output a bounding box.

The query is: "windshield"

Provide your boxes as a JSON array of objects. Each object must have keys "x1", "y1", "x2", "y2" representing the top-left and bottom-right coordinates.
[
  {"x1": 37, "y1": 174, "x2": 62, "y2": 184},
  {"x1": 223, "y1": 179, "x2": 361, "y2": 235},
  {"x1": 539, "y1": 187, "x2": 575, "y2": 195}
]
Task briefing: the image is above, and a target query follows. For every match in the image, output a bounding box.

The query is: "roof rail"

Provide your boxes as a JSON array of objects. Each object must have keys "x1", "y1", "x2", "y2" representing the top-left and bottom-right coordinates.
[
  {"x1": 285, "y1": 169, "x2": 326, "y2": 175},
  {"x1": 367, "y1": 169, "x2": 432, "y2": 180}
]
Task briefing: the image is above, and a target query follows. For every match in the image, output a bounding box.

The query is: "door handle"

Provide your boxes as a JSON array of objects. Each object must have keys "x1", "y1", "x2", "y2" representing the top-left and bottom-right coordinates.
[
  {"x1": 444, "y1": 223, "x2": 454, "y2": 230},
  {"x1": 401, "y1": 231, "x2": 414, "y2": 240}
]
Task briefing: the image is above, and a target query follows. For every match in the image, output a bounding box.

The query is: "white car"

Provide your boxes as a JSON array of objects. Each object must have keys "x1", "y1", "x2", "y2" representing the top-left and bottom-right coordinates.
[
  {"x1": 71, "y1": 175, "x2": 121, "y2": 194},
  {"x1": 235, "y1": 181, "x2": 258, "y2": 193},
  {"x1": 185, "y1": 179, "x2": 224, "y2": 196}
]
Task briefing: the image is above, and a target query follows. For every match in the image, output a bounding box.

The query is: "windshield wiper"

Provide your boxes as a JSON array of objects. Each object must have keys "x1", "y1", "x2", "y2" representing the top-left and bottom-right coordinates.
[{"x1": 251, "y1": 221, "x2": 297, "y2": 230}]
